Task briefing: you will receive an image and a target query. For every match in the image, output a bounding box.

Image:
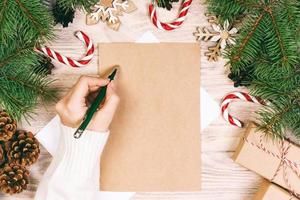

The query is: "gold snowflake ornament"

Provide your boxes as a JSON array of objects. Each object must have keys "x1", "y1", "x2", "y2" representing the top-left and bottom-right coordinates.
[
  {"x1": 194, "y1": 17, "x2": 238, "y2": 62},
  {"x1": 86, "y1": 0, "x2": 137, "y2": 31}
]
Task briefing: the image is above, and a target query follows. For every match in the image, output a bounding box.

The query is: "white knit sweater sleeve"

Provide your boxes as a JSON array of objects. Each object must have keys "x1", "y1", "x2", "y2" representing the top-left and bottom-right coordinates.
[{"x1": 34, "y1": 124, "x2": 109, "y2": 200}]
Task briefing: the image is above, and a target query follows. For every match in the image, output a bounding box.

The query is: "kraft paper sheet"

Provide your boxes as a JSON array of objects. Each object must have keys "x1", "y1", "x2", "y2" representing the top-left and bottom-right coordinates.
[{"x1": 98, "y1": 43, "x2": 201, "y2": 192}]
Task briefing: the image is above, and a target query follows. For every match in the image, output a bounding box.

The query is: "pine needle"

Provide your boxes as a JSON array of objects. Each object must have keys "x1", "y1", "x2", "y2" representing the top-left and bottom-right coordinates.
[{"x1": 207, "y1": 0, "x2": 300, "y2": 139}]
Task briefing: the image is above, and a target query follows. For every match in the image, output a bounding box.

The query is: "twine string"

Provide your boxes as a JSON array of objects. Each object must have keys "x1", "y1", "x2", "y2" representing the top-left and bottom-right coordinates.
[{"x1": 243, "y1": 135, "x2": 300, "y2": 198}]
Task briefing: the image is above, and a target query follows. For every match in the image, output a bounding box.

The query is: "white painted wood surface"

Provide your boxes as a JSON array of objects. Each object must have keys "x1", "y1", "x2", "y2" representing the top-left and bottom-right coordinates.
[{"x1": 0, "y1": 1, "x2": 264, "y2": 199}]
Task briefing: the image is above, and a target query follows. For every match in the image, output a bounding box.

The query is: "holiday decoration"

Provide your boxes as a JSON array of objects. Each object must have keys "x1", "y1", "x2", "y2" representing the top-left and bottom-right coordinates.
[
  {"x1": 207, "y1": 1, "x2": 300, "y2": 139},
  {"x1": 0, "y1": 0, "x2": 102, "y2": 120},
  {"x1": 254, "y1": 180, "x2": 298, "y2": 200},
  {"x1": 0, "y1": 163, "x2": 30, "y2": 195},
  {"x1": 52, "y1": 2, "x2": 75, "y2": 28},
  {"x1": 156, "y1": 0, "x2": 179, "y2": 10},
  {"x1": 233, "y1": 123, "x2": 300, "y2": 198},
  {"x1": 36, "y1": 55, "x2": 55, "y2": 75},
  {"x1": 55, "y1": 0, "x2": 98, "y2": 11},
  {"x1": 0, "y1": 144, "x2": 5, "y2": 167},
  {"x1": 51, "y1": 0, "x2": 98, "y2": 28},
  {"x1": 227, "y1": 65, "x2": 253, "y2": 87},
  {"x1": 221, "y1": 92, "x2": 264, "y2": 128},
  {"x1": 0, "y1": 0, "x2": 58, "y2": 120},
  {"x1": 194, "y1": 15, "x2": 238, "y2": 61},
  {"x1": 149, "y1": 0, "x2": 192, "y2": 31},
  {"x1": 0, "y1": 126, "x2": 40, "y2": 195},
  {"x1": 0, "y1": 111, "x2": 17, "y2": 142},
  {"x1": 86, "y1": 0, "x2": 137, "y2": 31},
  {"x1": 37, "y1": 31, "x2": 95, "y2": 68},
  {"x1": 0, "y1": 112, "x2": 41, "y2": 195},
  {"x1": 7, "y1": 130, "x2": 40, "y2": 167}
]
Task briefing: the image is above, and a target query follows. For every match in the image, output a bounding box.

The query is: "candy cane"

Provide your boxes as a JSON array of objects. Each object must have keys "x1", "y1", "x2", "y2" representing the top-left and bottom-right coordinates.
[
  {"x1": 149, "y1": 0, "x2": 193, "y2": 31},
  {"x1": 36, "y1": 31, "x2": 94, "y2": 68},
  {"x1": 221, "y1": 92, "x2": 265, "y2": 128}
]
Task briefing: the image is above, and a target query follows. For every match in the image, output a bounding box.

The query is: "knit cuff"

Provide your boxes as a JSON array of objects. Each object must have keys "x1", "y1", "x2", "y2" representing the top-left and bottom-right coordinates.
[{"x1": 55, "y1": 124, "x2": 109, "y2": 183}]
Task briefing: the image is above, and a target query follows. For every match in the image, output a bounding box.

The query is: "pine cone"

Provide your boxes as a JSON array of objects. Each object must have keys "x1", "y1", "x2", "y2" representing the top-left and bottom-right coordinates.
[
  {"x1": 0, "y1": 143, "x2": 6, "y2": 166},
  {"x1": 0, "y1": 110, "x2": 17, "y2": 141},
  {"x1": 7, "y1": 130, "x2": 40, "y2": 166},
  {"x1": 35, "y1": 55, "x2": 55, "y2": 75},
  {"x1": 52, "y1": 2, "x2": 75, "y2": 28},
  {"x1": 0, "y1": 163, "x2": 29, "y2": 194},
  {"x1": 157, "y1": 0, "x2": 179, "y2": 10}
]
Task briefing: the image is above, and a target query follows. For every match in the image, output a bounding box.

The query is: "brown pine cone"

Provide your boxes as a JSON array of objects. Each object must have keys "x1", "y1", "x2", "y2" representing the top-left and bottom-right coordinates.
[
  {"x1": 0, "y1": 163, "x2": 29, "y2": 194},
  {"x1": 7, "y1": 130, "x2": 40, "y2": 166},
  {"x1": 0, "y1": 110, "x2": 17, "y2": 141},
  {"x1": 0, "y1": 143, "x2": 6, "y2": 166}
]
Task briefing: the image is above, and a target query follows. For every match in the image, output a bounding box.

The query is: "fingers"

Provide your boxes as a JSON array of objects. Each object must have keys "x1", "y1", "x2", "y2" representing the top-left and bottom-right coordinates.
[
  {"x1": 56, "y1": 75, "x2": 118, "y2": 131},
  {"x1": 94, "y1": 81, "x2": 119, "y2": 120},
  {"x1": 72, "y1": 76, "x2": 109, "y2": 100},
  {"x1": 109, "y1": 80, "x2": 117, "y2": 92},
  {"x1": 102, "y1": 82, "x2": 120, "y2": 114},
  {"x1": 87, "y1": 81, "x2": 119, "y2": 132}
]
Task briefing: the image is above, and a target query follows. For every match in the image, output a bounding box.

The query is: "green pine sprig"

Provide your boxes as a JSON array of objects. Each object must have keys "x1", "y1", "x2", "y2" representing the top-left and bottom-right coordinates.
[
  {"x1": 207, "y1": 0, "x2": 300, "y2": 139},
  {"x1": 0, "y1": 0, "x2": 101, "y2": 121},
  {"x1": 0, "y1": 0, "x2": 54, "y2": 45},
  {"x1": 56, "y1": 0, "x2": 99, "y2": 12},
  {"x1": 0, "y1": 0, "x2": 57, "y2": 121}
]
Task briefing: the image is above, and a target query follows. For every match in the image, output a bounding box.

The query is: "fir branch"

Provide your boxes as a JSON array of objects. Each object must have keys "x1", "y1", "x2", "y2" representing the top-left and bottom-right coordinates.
[
  {"x1": 206, "y1": 0, "x2": 258, "y2": 23},
  {"x1": 0, "y1": 44, "x2": 34, "y2": 69},
  {"x1": 263, "y1": 13, "x2": 298, "y2": 67},
  {"x1": 0, "y1": 1, "x2": 57, "y2": 120},
  {"x1": 265, "y1": 6, "x2": 288, "y2": 65},
  {"x1": 0, "y1": 0, "x2": 9, "y2": 43},
  {"x1": 257, "y1": 103, "x2": 293, "y2": 139},
  {"x1": 0, "y1": 0, "x2": 8, "y2": 27},
  {"x1": 0, "y1": 0, "x2": 103, "y2": 120},
  {"x1": 0, "y1": 64, "x2": 58, "y2": 120},
  {"x1": 0, "y1": 0, "x2": 54, "y2": 44},
  {"x1": 235, "y1": 0, "x2": 262, "y2": 9},
  {"x1": 57, "y1": 0, "x2": 98, "y2": 12},
  {"x1": 231, "y1": 13, "x2": 264, "y2": 63},
  {"x1": 15, "y1": 0, "x2": 47, "y2": 38},
  {"x1": 0, "y1": 87, "x2": 30, "y2": 115},
  {"x1": 280, "y1": 0, "x2": 300, "y2": 31},
  {"x1": 208, "y1": 0, "x2": 300, "y2": 139},
  {"x1": 6, "y1": 73, "x2": 55, "y2": 98}
]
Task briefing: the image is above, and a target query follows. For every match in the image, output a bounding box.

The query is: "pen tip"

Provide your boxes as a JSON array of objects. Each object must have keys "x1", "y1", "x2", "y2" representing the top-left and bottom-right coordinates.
[{"x1": 109, "y1": 68, "x2": 118, "y2": 80}]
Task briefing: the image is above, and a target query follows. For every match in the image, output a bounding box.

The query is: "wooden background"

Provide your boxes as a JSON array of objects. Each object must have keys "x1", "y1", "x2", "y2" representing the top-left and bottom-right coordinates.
[{"x1": 0, "y1": 0, "x2": 265, "y2": 199}]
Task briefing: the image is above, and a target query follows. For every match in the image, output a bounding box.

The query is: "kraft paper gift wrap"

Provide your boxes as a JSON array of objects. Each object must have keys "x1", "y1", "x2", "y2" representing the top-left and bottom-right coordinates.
[
  {"x1": 253, "y1": 180, "x2": 298, "y2": 200},
  {"x1": 233, "y1": 123, "x2": 300, "y2": 197},
  {"x1": 98, "y1": 43, "x2": 201, "y2": 192}
]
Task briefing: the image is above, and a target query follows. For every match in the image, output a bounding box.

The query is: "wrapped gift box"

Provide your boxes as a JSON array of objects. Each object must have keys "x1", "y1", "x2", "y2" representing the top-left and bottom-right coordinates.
[
  {"x1": 233, "y1": 123, "x2": 300, "y2": 197},
  {"x1": 253, "y1": 180, "x2": 298, "y2": 200}
]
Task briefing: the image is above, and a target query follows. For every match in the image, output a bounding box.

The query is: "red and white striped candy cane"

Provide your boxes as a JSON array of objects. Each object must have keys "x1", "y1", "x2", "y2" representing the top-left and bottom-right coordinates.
[
  {"x1": 221, "y1": 92, "x2": 265, "y2": 128},
  {"x1": 149, "y1": 0, "x2": 193, "y2": 31},
  {"x1": 36, "y1": 31, "x2": 94, "y2": 68}
]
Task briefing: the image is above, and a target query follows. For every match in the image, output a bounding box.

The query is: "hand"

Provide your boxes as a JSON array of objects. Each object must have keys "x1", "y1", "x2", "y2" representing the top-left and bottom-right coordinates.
[{"x1": 55, "y1": 75, "x2": 119, "y2": 132}]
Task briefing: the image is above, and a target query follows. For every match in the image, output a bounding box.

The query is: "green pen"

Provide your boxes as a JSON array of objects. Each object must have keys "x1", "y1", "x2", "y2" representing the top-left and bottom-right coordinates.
[{"x1": 74, "y1": 68, "x2": 118, "y2": 139}]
